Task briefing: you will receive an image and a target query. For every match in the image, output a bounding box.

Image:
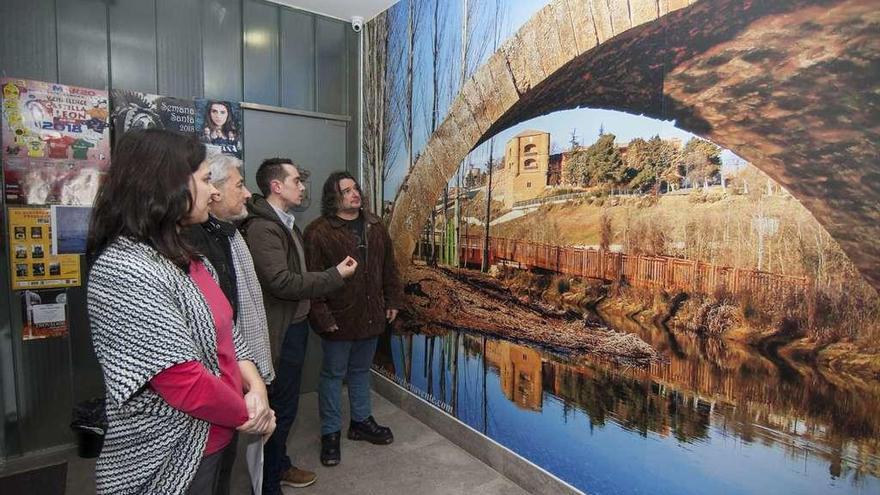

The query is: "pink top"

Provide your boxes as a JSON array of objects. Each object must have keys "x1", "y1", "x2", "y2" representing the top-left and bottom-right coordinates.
[{"x1": 150, "y1": 260, "x2": 248, "y2": 455}]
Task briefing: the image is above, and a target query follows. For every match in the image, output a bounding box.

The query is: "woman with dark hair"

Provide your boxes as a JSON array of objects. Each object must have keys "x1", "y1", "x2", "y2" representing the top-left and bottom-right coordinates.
[
  {"x1": 202, "y1": 101, "x2": 237, "y2": 146},
  {"x1": 87, "y1": 129, "x2": 274, "y2": 494}
]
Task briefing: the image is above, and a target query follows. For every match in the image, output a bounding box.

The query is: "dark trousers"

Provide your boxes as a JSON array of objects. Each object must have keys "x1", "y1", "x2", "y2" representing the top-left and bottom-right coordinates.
[
  {"x1": 262, "y1": 320, "x2": 309, "y2": 495},
  {"x1": 187, "y1": 440, "x2": 233, "y2": 495},
  {"x1": 215, "y1": 432, "x2": 238, "y2": 495}
]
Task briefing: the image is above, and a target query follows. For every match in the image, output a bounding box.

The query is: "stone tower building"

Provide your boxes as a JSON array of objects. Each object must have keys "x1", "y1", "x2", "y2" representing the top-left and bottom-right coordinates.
[{"x1": 503, "y1": 129, "x2": 550, "y2": 208}]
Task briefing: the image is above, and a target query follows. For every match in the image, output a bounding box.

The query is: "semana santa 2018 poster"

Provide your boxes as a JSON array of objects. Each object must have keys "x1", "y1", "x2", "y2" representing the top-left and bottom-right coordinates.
[{"x1": 110, "y1": 89, "x2": 243, "y2": 158}]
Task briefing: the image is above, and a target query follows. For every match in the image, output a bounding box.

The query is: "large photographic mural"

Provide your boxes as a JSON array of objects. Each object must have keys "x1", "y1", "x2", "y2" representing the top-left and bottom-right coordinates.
[{"x1": 364, "y1": 1, "x2": 880, "y2": 493}]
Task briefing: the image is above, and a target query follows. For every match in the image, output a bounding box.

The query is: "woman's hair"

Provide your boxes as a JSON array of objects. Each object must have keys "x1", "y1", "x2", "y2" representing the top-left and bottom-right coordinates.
[
  {"x1": 87, "y1": 128, "x2": 206, "y2": 268},
  {"x1": 321, "y1": 170, "x2": 368, "y2": 218},
  {"x1": 204, "y1": 100, "x2": 237, "y2": 137}
]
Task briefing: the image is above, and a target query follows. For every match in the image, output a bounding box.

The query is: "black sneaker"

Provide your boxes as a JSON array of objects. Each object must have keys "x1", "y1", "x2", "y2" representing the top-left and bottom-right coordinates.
[
  {"x1": 321, "y1": 431, "x2": 341, "y2": 466},
  {"x1": 347, "y1": 416, "x2": 394, "y2": 445}
]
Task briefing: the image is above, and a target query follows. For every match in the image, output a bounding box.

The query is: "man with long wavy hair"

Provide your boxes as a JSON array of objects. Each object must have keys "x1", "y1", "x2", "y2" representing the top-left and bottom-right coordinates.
[{"x1": 303, "y1": 171, "x2": 404, "y2": 467}]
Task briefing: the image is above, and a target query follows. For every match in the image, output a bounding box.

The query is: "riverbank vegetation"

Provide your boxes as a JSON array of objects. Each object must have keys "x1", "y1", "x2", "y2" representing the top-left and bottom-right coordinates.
[
  {"x1": 400, "y1": 264, "x2": 656, "y2": 365},
  {"x1": 485, "y1": 264, "x2": 880, "y2": 380},
  {"x1": 457, "y1": 167, "x2": 880, "y2": 352}
]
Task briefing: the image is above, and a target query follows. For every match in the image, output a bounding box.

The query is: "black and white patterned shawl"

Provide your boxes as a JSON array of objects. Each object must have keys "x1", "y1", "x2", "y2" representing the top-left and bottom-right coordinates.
[
  {"x1": 88, "y1": 237, "x2": 253, "y2": 494},
  {"x1": 229, "y1": 230, "x2": 274, "y2": 384}
]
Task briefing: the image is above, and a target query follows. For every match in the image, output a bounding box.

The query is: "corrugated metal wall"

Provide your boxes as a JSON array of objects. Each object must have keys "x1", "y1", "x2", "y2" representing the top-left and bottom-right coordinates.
[
  {"x1": 0, "y1": 0, "x2": 359, "y2": 459},
  {"x1": 0, "y1": 0, "x2": 354, "y2": 111}
]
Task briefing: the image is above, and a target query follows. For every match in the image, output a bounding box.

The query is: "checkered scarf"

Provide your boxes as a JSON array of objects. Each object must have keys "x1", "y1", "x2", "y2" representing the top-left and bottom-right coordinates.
[{"x1": 230, "y1": 230, "x2": 275, "y2": 384}]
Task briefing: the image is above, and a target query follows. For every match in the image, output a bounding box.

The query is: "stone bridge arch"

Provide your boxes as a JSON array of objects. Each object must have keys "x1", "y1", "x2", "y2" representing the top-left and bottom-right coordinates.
[{"x1": 388, "y1": 0, "x2": 880, "y2": 291}]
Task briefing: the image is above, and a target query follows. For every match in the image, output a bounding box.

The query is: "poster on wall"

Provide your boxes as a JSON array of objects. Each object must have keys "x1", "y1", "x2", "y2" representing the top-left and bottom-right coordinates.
[
  {"x1": 19, "y1": 288, "x2": 68, "y2": 340},
  {"x1": 51, "y1": 205, "x2": 91, "y2": 255},
  {"x1": 1, "y1": 78, "x2": 111, "y2": 205},
  {"x1": 8, "y1": 206, "x2": 81, "y2": 289},
  {"x1": 110, "y1": 90, "x2": 243, "y2": 158}
]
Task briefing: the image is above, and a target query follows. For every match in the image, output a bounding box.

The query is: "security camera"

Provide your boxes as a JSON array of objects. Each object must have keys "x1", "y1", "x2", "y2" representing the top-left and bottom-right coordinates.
[{"x1": 351, "y1": 16, "x2": 363, "y2": 33}]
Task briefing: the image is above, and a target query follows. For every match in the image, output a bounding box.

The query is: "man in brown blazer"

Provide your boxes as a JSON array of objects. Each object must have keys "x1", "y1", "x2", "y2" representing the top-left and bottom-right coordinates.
[
  {"x1": 241, "y1": 158, "x2": 357, "y2": 493},
  {"x1": 303, "y1": 171, "x2": 405, "y2": 467}
]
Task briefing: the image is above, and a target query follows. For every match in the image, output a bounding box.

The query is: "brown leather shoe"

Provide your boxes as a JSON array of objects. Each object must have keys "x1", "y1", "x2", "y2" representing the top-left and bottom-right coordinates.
[{"x1": 280, "y1": 466, "x2": 317, "y2": 488}]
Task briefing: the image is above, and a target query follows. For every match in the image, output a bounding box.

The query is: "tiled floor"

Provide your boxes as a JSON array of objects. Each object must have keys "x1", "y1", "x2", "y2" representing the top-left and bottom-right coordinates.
[{"x1": 63, "y1": 390, "x2": 528, "y2": 494}]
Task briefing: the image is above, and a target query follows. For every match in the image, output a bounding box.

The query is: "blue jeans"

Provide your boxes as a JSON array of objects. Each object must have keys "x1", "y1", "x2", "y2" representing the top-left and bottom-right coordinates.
[
  {"x1": 262, "y1": 320, "x2": 309, "y2": 495},
  {"x1": 318, "y1": 337, "x2": 379, "y2": 435}
]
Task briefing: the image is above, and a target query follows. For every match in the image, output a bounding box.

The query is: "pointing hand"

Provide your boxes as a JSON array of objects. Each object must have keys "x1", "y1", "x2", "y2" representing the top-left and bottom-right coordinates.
[{"x1": 336, "y1": 256, "x2": 358, "y2": 278}]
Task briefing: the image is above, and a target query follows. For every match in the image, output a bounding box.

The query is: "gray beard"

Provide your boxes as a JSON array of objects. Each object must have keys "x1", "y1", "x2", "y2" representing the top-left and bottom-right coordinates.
[
  {"x1": 216, "y1": 207, "x2": 248, "y2": 222},
  {"x1": 228, "y1": 208, "x2": 249, "y2": 221}
]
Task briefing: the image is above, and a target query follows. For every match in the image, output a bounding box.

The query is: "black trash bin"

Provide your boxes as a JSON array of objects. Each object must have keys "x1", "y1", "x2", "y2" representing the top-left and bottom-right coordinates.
[{"x1": 70, "y1": 398, "x2": 107, "y2": 458}]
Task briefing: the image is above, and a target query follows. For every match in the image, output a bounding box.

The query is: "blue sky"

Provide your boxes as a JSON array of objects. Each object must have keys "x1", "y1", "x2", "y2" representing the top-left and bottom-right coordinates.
[{"x1": 381, "y1": 0, "x2": 743, "y2": 198}]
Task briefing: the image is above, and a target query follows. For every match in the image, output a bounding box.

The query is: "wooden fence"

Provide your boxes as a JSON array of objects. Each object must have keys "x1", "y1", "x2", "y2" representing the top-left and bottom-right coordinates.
[{"x1": 419, "y1": 235, "x2": 809, "y2": 298}]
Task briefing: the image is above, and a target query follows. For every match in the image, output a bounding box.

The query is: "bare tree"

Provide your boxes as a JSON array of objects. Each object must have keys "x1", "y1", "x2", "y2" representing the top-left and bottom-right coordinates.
[
  {"x1": 453, "y1": 0, "x2": 493, "y2": 267},
  {"x1": 406, "y1": 0, "x2": 417, "y2": 172},
  {"x1": 481, "y1": 143, "x2": 495, "y2": 272},
  {"x1": 363, "y1": 11, "x2": 398, "y2": 215},
  {"x1": 430, "y1": 0, "x2": 445, "y2": 134},
  {"x1": 460, "y1": 0, "x2": 492, "y2": 82},
  {"x1": 428, "y1": 0, "x2": 450, "y2": 265},
  {"x1": 451, "y1": 0, "x2": 469, "y2": 267},
  {"x1": 481, "y1": 0, "x2": 505, "y2": 272}
]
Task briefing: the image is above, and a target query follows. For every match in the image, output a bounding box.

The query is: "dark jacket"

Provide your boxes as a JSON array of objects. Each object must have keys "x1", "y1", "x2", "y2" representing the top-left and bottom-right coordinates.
[
  {"x1": 183, "y1": 216, "x2": 238, "y2": 318},
  {"x1": 303, "y1": 210, "x2": 404, "y2": 341},
  {"x1": 240, "y1": 194, "x2": 343, "y2": 365}
]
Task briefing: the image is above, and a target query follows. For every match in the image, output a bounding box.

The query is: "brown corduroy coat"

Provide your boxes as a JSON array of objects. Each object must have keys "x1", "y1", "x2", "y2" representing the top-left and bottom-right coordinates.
[{"x1": 303, "y1": 210, "x2": 405, "y2": 341}]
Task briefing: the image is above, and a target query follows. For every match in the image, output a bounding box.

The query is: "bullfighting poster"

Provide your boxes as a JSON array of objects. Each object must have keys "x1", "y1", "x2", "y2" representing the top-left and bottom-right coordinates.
[
  {"x1": 1, "y1": 78, "x2": 110, "y2": 205},
  {"x1": 110, "y1": 90, "x2": 243, "y2": 158}
]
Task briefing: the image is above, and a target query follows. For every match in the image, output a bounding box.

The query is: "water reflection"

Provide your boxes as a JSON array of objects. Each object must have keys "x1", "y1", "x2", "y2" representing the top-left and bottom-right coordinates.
[{"x1": 374, "y1": 318, "x2": 880, "y2": 495}]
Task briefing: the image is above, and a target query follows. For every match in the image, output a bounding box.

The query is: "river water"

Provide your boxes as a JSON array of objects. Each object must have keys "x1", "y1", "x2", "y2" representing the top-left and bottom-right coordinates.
[{"x1": 373, "y1": 314, "x2": 880, "y2": 494}]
